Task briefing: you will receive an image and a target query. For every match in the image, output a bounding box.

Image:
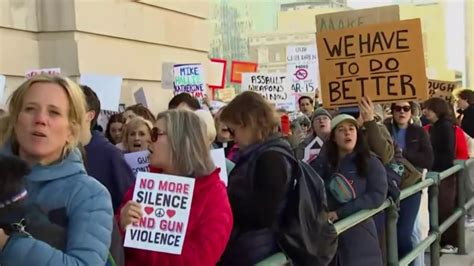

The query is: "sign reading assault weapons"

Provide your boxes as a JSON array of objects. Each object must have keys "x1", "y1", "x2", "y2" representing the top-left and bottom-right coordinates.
[{"x1": 316, "y1": 19, "x2": 428, "y2": 108}]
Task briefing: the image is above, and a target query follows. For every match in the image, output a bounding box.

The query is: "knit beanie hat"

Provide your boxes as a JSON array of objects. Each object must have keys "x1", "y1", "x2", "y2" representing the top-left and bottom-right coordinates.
[{"x1": 312, "y1": 108, "x2": 332, "y2": 122}]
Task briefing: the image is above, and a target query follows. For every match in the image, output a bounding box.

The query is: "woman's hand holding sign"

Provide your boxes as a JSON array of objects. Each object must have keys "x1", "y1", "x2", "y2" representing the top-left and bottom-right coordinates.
[
  {"x1": 120, "y1": 200, "x2": 143, "y2": 231},
  {"x1": 359, "y1": 96, "x2": 375, "y2": 122}
]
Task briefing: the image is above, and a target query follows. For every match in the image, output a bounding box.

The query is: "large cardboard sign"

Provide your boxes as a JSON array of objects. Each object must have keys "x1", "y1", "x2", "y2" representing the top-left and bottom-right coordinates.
[
  {"x1": 124, "y1": 172, "x2": 195, "y2": 254},
  {"x1": 316, "y1": 19, "x2": 427, "y2": 108},
  {"x1": 173, "y1": 64, "x2": 205, "y2": 99},
  {"x1": 124, "y1": 150, "x2": 151, "y2": 176},
  {"x1": 428, "y1": 79, "x2": 459, "y2": 103},
  {"x1": 242, "y1": 73, "x2": 295, "y2": 111},
  {"x1": 25, "y1": 68, "x2": 61, "y2": 79},
  {"x1": 316, "y1": 5, "x2": 400, "y2": 32},
  {"x1": 230, "y1": 61, "x2": 258, "y2": 83}
]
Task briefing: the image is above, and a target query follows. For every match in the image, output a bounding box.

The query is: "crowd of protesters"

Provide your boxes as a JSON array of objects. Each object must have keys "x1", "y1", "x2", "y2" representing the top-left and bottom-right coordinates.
[{"x1": 0, "y1": 74, "x2": 473, "y2": 266}]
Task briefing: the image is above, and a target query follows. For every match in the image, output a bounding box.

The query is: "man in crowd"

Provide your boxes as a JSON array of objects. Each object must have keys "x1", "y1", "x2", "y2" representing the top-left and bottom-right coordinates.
[
  {"x1": 80, "y1": 85, "x2": 135, "y2": 211},
  {"x1": 298, "y1": 96, "x2": 314, "y2": 118}
]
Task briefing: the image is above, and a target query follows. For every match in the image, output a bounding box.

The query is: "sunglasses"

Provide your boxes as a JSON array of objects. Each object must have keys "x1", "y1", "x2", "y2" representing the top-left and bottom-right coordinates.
[
  {"x1": 393, "y1": 106, "x2": 411, "y2": 113},
  {"x1": 151, "y1": 127, "x2": 167, "y2": 142}
]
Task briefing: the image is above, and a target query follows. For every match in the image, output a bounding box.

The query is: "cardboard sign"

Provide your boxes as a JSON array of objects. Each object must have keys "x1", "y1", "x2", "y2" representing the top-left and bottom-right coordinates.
[
  {"x1": 230, "y1": 61, "x2": 258, "y2": 83},
  {"x1": 124, "y1": 150, "x2": 151, "y2": 176},
  {"x1": 242, "y1": 73, "x2": 295, "y2": 111},
  {"x1": 210, "y1": 148, "x2": 228, "y2": 186},
  {"x1": 428, "y1": 79, "x2": 459, "y2": 102},
  {"x1": 134, "y1": 87, "x2": 148, "y2": 108},
  {"x1": 161, "y1": 62, "x2": 175, "y2": 90},
  {"x1": 80, "y1": 74, "x2": 123, "y2": 111},
  {"x1": 208, "y1": 59, "x2": 227, "y2": 89},
  {"x1": 124, "y1": 172, "x2": 195, "y2": 254},
  {"x1": 25, "y1": 68, "x2": 61, "y2": 79},
  {"x1": 316, "y1": 19, "x2": 428, "y2": 108},
  {"x1": 215, "y1": 87, "x2": 236, "y2": 103},
  {"x1": 316, "y1": 5, "x2": 400, "y2": 32},
  {"x1": 303, "y1": 137, "x2": 324, "y2": 163},
  {"x1": 0, "y1": 75, "x2": 5, "y2": 105},
  {"x1": 173, "y1": 64, "x2": 205, "y2": 99}
]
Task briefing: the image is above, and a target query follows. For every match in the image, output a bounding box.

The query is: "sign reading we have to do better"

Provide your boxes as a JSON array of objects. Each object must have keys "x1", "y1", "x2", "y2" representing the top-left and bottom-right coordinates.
[
  {"x1": 316, "y1": 19, "x2": 428, "y2": 108},
  {"x1": 124, "y1": 172, "x2": 195, "y2": 254}
]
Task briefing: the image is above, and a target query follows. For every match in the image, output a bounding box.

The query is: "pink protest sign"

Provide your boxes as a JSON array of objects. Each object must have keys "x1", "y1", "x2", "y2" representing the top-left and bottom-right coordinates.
[{"x1": 124, "y1": 172, "x2": 195, "y2": 254}]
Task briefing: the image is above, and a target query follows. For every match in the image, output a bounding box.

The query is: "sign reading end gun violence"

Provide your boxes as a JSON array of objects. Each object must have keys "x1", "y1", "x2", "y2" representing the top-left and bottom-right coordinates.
[{"x1": 316, "y1": 19, "x2": 428, "y2": 108}]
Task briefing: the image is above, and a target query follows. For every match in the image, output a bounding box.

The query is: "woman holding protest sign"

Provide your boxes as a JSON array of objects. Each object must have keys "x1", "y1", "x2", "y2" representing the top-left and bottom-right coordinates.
[
  {"x1": 122, "y1": 116, "x2": 153, "y2": 154},
  {"x1": 311, "y1": 114, "x2": 387, "y2": 266},
  {"x1": 118, "y1": 109, "x2": 233, "y2": 266},
  {"x1": 0, "y1": 75, "x2": 113, "y2": 265}
]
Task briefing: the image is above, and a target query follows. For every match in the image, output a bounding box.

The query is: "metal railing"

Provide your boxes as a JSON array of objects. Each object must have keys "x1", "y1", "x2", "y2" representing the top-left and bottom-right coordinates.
[{"x1": 256, "y1": 159, "x2": 474, "y2": 266}]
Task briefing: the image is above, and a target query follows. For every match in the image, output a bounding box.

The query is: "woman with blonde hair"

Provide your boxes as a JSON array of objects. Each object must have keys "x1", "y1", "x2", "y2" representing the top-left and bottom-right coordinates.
[
  {"x1": 121, "y1": 116, "x2": 153, "y2": 153},
  {"x1": 118, "y1": 109, "x2": 233, "y2": 266},
  {"x1": 0, "y1": 75, "x2": 113, "y2": 265}
]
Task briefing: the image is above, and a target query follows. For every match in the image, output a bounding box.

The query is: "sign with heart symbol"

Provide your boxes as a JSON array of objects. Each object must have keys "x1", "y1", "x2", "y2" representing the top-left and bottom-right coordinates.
[{"x1": 124, "y1": 172, "x2": 195, "y2": 255}]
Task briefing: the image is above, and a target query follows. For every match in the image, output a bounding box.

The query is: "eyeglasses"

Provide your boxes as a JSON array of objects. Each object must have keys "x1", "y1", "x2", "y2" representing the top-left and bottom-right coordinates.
[
  {"x1": 393, "y1": 106, "x2": 411, "y2": 113},
  {"x1": 151, "y1": 127, "x2": 167, "y2": 142}
]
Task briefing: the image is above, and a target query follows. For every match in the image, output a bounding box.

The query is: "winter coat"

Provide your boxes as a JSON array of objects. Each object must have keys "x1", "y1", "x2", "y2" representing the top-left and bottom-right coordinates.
[
  {"x1": 461, "y1": 105, "x2": 474, "y2": 138},
  {"x1": 0, "y1": 144, "x2": 113, "y2": 266},
  {"x1": 311, "y1": 152, "x2": 387, "y2": 266},
  {"x1": 361, "y1": 120, "x2": 395, "y2": 165},
  {"x1": 85, "y1": 130, "x2": 135, "y2": 211},
  {"x1": 424, "y1": 118, "x2": 456, "y2": 172},
  {"x1": 221, "y1": 136, "x2": 295, "y2": 266},
  {"x1": 118, "y1": 168, "x2": 233, "y2": 266},
  {"x1": 384, "y1": 121, "x2": 434, "y2": 170}
]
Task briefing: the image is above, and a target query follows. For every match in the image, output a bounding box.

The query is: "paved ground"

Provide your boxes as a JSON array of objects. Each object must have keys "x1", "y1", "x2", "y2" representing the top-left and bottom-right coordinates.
[{"x1": 424, "y1": 227, "x2": 474, "y2": 266}]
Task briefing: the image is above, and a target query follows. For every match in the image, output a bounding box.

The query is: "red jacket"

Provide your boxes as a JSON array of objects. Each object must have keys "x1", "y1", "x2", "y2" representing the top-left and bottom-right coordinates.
[
  {"x1": 424, "y1": 124, "x2": 469, "y2": 160},
  {"x1": 117, "y1": 168, "x2": 233, "y2": 266}
]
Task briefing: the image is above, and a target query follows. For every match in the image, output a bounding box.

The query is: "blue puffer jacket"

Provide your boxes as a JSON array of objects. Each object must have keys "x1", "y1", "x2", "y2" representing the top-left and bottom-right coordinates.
[{"x1": 0, "y1": 144, "x2": 113, "y2": 266}]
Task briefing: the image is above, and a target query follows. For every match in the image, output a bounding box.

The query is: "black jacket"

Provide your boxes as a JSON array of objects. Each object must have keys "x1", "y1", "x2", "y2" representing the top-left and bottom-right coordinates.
[
  {"x1": 429, "y1": 118, "x2": 456, "y2": 172},
  {"x1": 384, "y1": 121, "x2": 434, "y2": 170},
  {"x1": 461, "y1": 105, "x2": 474, "y2": 138}
]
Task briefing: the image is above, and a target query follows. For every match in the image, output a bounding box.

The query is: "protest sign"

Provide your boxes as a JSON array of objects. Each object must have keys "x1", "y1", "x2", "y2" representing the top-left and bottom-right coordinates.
[
  {"x1": 25, "y1": 68, "x2": 61, "y2": 79},
  {"x1": 316, "y1": 19, "x2": 428, "y2": 108},
  {"x1": 124, "y1": 172, "x2": 195, "y2": 254},
  {"x1": 124, "y1": 150, "x2": 150, "y2": 176},
  {"x1": 316, "y1": 5, "x2": 400, "y2": 32},
  {"x1": 161, "y1": 62, "x2": 175, "y2": 90},
  {"x1": 208, "y1": 58, "x2": 227, "y2": 89},
  {"x1": 97, "y1": 110, "x2": 118, "y2": 132},
  {"x1": 230, "y1": 61, "x2": 258, "y2": 83},
  {"x1": 80, "y1": 74, "x2": 123, "y2": 111},
  {"x1": 210, "y1": 148, "x2": 228, "y2": 186},
  {"x1": 303, "y1": 137, "x2": 324, "y2": 163},
  {"x1": 0, "y1": 75, "x2": 5, "y2": 105},
  {"x1": 428, "y1": 79, "x2": 459, "y2": 103},
  {"x1": 173, "y1": 64, "x2": 205, "y2": 99},
  {"x1": 215, "y1": 87, "x2": 236, "y2": 102},
  {"x1": 134, "y1": 87, "x2": 148, "y2": 108},
  {"x1": 242, "y1": 73, "x2": 295, "y2": 111},
  {"x1": 287, "y1": 44, "x2": 319, "y2": 94}
]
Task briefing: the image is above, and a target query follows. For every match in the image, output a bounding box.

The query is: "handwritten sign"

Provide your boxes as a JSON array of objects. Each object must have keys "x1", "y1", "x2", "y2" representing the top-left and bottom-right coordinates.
[
  {"x1": 242, "y1": 73, "x2": 295, "y2": 111},
  {"x1": 124, "y1": 172, "x2": 195, "y2": 254},
  {"x1": 316, "y1": 5, "x2": 400, "y2": 32},
  {"x1": 303, "y1": 137, "x2": 324, "y2": 163},
  {"x1": 210, "y1": 148, "x2": 228, "y2": 186},
  {"x1": 316, "y1": 19, "x2": 428, "y2": 108},
  {"x1": 173, "y1": 64, "x2": 205, "y2": 99},
  {"x1": 80, "y1": 74, "x2": 123, "y2": 111},
  {"x1": 215, "y1": 87, "x2": 236, "y2": 103},
  {"x1": 230, "y1": 61, "x2": 258, "y2": 83},
  {"x1": 428, "y1": 79, "x2": 459, "y2": 103},
  {"x1": 124, "y1": 150, "x2": 151, "y2": 176},
  {"x1": 287, "y1": 44, "x2": 319, "y2": 95},
  {"x1": 25, "y1": 68, "x2": 61, "y2": 79}
]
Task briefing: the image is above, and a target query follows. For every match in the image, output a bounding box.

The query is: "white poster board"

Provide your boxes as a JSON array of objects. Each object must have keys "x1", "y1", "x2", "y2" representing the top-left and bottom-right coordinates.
[
  {"x1": 210, "y1": 148, "x2": 228, "y2": 186},
  {"x1": 287, "y1": 44, "x2": 319, "y2": 97},
  {"x1": 124, "y1": 172, "x2": 195, "y2": 254},
  {"x1": 241, "y1": 73, "x2": 295, "y2": 111},
  {"x1": 80, "y1": 74, "x2": 123, "y2": 112},
  {"x1": 25, "y1": 68, "x2": 61, "y2": 79},
  {"x1": 161, "y1": 62, "x2": 175, "y2": 90},
  {"x1": 303, "y1": 137, "x2": 324, "y2": 162},
  {"x1": 124, "y1": 150, "x2": 151, "y2": 176},
  {"x1": 173, "y1": 64, "x2": 206, "y2": 100},
  {"x1": 134, "y1": 87, "x2": 148, "y2": 108}
]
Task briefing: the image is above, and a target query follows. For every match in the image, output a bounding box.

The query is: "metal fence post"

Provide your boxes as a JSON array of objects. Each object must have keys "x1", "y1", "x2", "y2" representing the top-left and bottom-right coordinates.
[
  {"x1": 386, "y1": 200, "x2": 399, "y2": 266},
  {"x1": 456, "y1": 161, "x2": 467, "y2": 254},
  {"x1": 428, "y1": 173, "x2": 440, "y2": 266}
]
